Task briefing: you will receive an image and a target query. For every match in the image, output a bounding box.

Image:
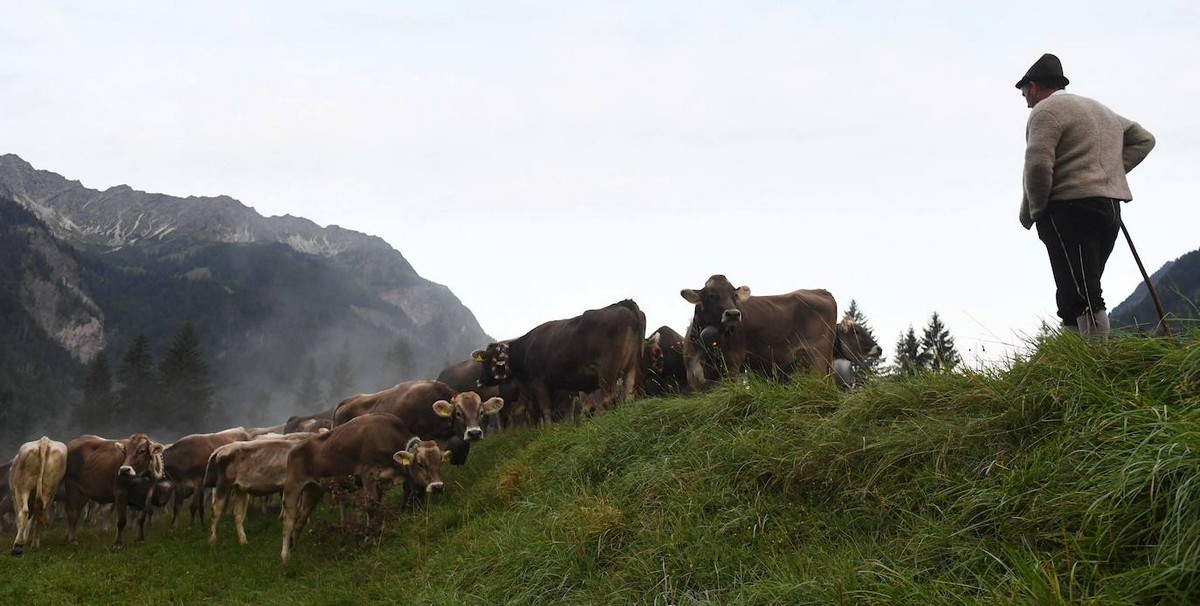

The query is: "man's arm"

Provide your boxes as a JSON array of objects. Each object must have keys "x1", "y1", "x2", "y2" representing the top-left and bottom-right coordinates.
[
  {"x1": 1122, "y1": 120, "x2": 1155, "y2": 173},
  {"x1": 1021, "y1": 109, "x2": 1062, "y2": 227}
]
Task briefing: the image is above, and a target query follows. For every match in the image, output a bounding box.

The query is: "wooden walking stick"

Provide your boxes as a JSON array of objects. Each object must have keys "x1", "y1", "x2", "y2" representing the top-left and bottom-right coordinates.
[{"x1": 1120, "y1": 219, "x2": 1172, "y2": 336}]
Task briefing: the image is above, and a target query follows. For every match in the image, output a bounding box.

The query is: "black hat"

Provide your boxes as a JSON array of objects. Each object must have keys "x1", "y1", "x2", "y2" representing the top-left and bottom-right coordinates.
[{"x1": 1016, "y1": 53, "x2": 1070, "y2": 89}]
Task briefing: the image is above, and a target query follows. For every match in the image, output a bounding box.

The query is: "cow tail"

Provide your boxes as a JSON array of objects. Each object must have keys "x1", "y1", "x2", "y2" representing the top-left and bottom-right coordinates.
[
  {"x1": 34, "y1": 437, "x2": 50, "y2": 526},
  {"x1": 203, "y1": 450, "x2": 224, "y2": 490},
  {"x1": 617, "y1": 299, "x2": 647, "y2": 397}
]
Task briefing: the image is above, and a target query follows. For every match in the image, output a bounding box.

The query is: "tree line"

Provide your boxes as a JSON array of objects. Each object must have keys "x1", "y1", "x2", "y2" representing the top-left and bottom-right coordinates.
[{"x1": 842, "y1": 300, "x2": 962, "y2": 383}]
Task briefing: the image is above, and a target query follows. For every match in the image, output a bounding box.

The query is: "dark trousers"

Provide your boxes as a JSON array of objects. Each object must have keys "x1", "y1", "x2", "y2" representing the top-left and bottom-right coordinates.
[{"x1": 1035, "y1": 198, "x2": 1121, "y2": 326}]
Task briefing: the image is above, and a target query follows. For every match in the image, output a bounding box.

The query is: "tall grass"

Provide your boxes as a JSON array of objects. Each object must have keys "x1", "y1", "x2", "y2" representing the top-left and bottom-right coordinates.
[{"x1": 3, "y1": 333, "x2": 1199, "y2": 604}]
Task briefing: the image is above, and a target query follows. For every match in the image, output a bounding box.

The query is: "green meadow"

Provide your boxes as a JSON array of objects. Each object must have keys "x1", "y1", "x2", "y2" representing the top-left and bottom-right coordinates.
[{"x1": 3, "y1": 333, "x2": 1199, "y2": 605}]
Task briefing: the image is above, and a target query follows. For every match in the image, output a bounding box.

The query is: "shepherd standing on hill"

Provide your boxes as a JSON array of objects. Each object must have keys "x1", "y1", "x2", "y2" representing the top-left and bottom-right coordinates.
[{"x1": 1017, "y1": 53, "x2": 1155, "y2": 337}]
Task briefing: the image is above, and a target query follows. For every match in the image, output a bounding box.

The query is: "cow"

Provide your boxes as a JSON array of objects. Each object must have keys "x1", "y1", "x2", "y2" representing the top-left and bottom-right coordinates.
[
  {"x1": 247, "y1": 424, "x2": 286, "y2": 438},
  {"x1": 0, "y1": 460, "x2": 12, "y2": 532},
  {"x1": 9, "y1": 437, "x2": 69, "y2": 555},
  {"x1": 642, "y1": 326, "x2": 689, "y2": 396},
  {"x1": 437, "y1": 359, "x2": 519, "y2": 432},
  {"x1": 280, "y1": 413, "x2": 450, "y2": 564},
  {"x1": 333, "y1": 380, "x2": 502, "y2": 466},
  {"x1": 161, "y1": 427, "x2": 252, "y2": 528},
  {"x1": 473, "y1": 299, "x2": 645, "y2": 428},
  {"x1": 206, "y1": 434, "x2": 312, "y2": 546},
  {"x1": 681, "y1": 275, "x2": 837, "y2": 389},
  {"x1": 833, "y1": 315, "x2": 883, "y2": 390},
  {"x1": 64, "y1": 433, "x2": 165, "y2": 551},
  {"x1": 283, "y1": 408, "x2": 336, "y2": 434}
]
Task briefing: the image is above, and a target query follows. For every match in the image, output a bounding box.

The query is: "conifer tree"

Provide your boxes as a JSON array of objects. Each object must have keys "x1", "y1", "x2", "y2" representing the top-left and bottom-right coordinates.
[
  {"x1": 294, "y1": 358, "x2": 326, "y2": 411},
  {"x1": 74, "y1": 351, "x2": 115, "y2": 434},
  {"x1": 920, "y1": 312, "x2": 961, "y2": 371},
  {"x1": 845, "y1": 299, "x2": 885, "y2": 378},
  {"x1": 385, "y1": 339, "x2": 414, "y2": 380},
  {"x1": 116, "y1": 335, "x2": 157, "y2": 433},
  {"x1": 159, "y1": 323, "x2": 214, "y2": 431},
  {"x1": 329, "y1": 346, "x2": 356, "y2": 401},
  {"x1": 892, "y1": 325, "x2": 929, "y2": 376}
]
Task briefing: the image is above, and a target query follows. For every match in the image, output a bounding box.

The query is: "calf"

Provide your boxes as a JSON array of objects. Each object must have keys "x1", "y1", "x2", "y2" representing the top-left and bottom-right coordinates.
[
  {"x1": 334, "y1": 380, "x2": 501, "y2": 465},
  {"x1": 473, "y1": 300, "x2": 645, "y2": 427},
  {"x1": 162, "y1": 427, "x2": 252, "y2": 528},
  {"x1": 9, "y1": 437, "x2": 69, "y2": 555},
  {"x1": 280, "y1": 414, "x2": 450, "y2": 564},
  {"x1": 681, "y1": 275, "x2": 837, "y2": 389},
  {"x1": 64, "y1": 433, "x2": 165, "y2": 551},
  {"x1": 206, "y1": 434, "x2": 309, "y2": 546}
]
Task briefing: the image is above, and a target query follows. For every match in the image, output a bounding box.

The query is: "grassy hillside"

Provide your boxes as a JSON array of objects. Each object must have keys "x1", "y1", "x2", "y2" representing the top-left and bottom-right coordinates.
[{"x1": 3, "y1": 334, "x2": 1199, "y2": 605}]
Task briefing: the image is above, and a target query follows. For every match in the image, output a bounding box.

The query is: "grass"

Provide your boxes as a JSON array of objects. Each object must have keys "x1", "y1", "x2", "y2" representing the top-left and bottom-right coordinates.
[{"x1": 3, "y1": 332, "x2": 1200, "y2": 604}]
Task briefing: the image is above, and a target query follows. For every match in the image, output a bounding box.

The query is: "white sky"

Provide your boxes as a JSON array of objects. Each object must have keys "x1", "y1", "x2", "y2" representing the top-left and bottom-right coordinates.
[{"x1": 2, "y1": 1, "x2": 1197, "y2": 368}]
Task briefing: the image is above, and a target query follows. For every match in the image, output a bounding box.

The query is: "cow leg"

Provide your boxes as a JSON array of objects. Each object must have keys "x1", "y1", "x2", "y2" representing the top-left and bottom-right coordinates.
[
  {"x1": 232, "y1": 491, "x2": 250, "y2": 545},
  {"x1": 528, "y1": 382, "x2": 553, "y2": 429},
  {"x1": 170, "y1": 486, "x2": 185, "y2": 529},
  {"x1": 12, "y1": 488, "x2": 31, "y2": 555},
  {"x1": 190, "y1": 486, "x2": 207, "y2": 527},
  {"x1": 280, "y1": 484, "x2": 301, "y2": 564},
  {"x1": 209, "y1": 484, "x2": 228, "y2": 546},
  {"x1": 65, "y1": 482, "x2": 86, "y2": 545},
  {"x1": 111, "y1": 490, "x2": 128, "y2": 551},
  {"x1": 135, "y1": 506, "x2": 149, "y2": 542}
]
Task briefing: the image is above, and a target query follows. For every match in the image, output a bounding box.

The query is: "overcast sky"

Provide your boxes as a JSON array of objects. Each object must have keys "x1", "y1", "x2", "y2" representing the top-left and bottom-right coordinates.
[{"x1": 2, "y1": 1, "x2": 1197, "y2": 369}]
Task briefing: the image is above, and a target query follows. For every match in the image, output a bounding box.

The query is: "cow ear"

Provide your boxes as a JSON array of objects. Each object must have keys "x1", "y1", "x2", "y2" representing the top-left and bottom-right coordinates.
[
  {"x1": 151, "y1": 443, "x2": 164, "y2": 456},
  {"x1": 471, "y1": 349, "x2": 486, "y2": 362},
  {"x1": 681, "y1": 289, "x2": 701, "y2": 304},
  {"x1": 483, "y1": 397, "x2": 504, "y2": 414},
  {"x1": 648, "y1": 332, "x2": 662, "y2": 346},
  {"x1": 393, "y1": 451, "x2": 414, "y2": 467},
  {"x1": 432, "y1": 399, "x2": 454, "y2": 418},
  {"x1": 115, "y1": 442, "x2": 126, "y2": 454},
  {"x1": 736, "y1": 286, "x2": 752, "y2": 301}
]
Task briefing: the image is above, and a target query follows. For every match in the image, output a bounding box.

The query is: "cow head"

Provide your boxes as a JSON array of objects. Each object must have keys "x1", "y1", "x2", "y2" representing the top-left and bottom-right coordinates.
[
  {"x1": 682, "y1": 275, "x2": 752, "y2": 336},
  {"x1": 393, "y1": 437, "x2": 452, "y2": 494},
  {"x1": 433, "y1": 391, "x2": 504, "y2": 442},
  {"x1": 472, "y1": 342, "x2": 511, "y2": 386},
  {"x1": 835, "y1": 315, "x2": 883, "y2": 364},
  {"x1": 114, "y1": 434, "x2": 165, "y2": 479},
  {"x1": 643, "y1": 332, "x2": 666, "y2": 376}
]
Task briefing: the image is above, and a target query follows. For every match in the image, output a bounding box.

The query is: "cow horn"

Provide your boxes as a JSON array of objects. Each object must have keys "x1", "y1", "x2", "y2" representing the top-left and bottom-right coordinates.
[{"x1": 405, "y1": 437, "x2": 422, "y2": 452}]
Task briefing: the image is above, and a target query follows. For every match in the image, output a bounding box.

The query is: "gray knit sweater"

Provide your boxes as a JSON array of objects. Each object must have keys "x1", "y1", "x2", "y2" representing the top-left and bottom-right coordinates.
[{"x1": 1020, "y1": 91, "x2": 1155, "y2": 229}]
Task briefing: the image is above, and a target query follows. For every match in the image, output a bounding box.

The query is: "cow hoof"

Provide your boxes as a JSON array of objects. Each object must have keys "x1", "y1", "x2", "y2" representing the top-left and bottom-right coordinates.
[
  {"x1": 110, "y1": 544, "x2": 123, "y2": 553},
  {"x1": 11, "y1": 546, "x2": 23, "y2": 556}
]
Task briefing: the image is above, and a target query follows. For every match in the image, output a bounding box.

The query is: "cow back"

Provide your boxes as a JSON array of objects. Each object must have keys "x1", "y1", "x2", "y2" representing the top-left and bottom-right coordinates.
[
  {"x1": 65, "y1": 435, "x2": 125, "y2": 503},
  {"x1": 163, "y1": 428, "x2": 253, "y2": 490},
  {"x1": 289, "y1": 414, "x2": 416, "y2": 481},
  {"x1": 334, "y1": 380, "x2": 458, "y2": 438},
  {"x1": 730, "y1": 289, "x2": 837, "y2": 375},
  {"x1": 511, "y1": 300, "x2": 644, "y2": 391}
]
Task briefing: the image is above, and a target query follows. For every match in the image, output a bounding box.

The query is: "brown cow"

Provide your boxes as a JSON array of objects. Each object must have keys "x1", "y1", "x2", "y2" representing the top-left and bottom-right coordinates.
[
  {"x1": 333, "y1": 380, "x2": 502, "y2": 466},
  {"x1": 833, "y1": 315, "x2": 883, "y2": 390},
  {"x1": 64, "y1": 433, "x2": 165, "y2": 551},
  {"x1": 280, "y1": 413, "x2": 450, "y2": 564},
  {"x1": 681, "y1": 275, "x2": 837, "y2": 389},
  {"x1": 473, "y1": 299, "x2": 645, "y2": 427},
  {"x1": 162, "y1": 427, "x2": 252, "y2": 528},
  {"x1": 283, "y1": 408, "x2": 336, "y2": 434},
  {"x1": 437, "y1": 359, "x2": 520, "y2": 432},
  {"x1": 206, "y1": 434, "x2": 312, "y2": 546},
  {"x1": 9, "y1": 437, "x2": 69, "y2": 555},
  {"x1": 642, "y1": 326, "x2": 689, "y2": 397}
]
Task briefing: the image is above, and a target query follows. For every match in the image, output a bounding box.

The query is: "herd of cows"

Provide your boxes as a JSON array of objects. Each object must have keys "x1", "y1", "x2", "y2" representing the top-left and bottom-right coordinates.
[{"x1": 2, "y1": 274, "x2": 881, "y2": 564}]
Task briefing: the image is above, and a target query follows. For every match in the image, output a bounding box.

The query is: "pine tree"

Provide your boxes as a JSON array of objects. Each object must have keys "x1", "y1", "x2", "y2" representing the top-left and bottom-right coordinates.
[
  {"x1": 892, "y1": 325, "x2": 929, "y2": 376},
  {"x1": 920, "y1": 312, "x2": 961, "y2": 372},
  {"x1": 329, "y1": 346, "x2": 356, "y2": 401},
  {"x1": 116, "y1": 335, "x2": 157, "y2": 434},
  {"x1": 385, "y1": 339, "x2": 414, "y2": 380},
  {"x1": 845, "y1": 299, "x2": 885, "y2": 378},
  {"x1": 74, "y1": 352, "x2": 115, "y2": 434},
  {"x1": 294, "y1": 358, "x2": 326, "y2": 411},
  {"x1": 159, "y1": 323, "x2": 214, "y2": 432}
]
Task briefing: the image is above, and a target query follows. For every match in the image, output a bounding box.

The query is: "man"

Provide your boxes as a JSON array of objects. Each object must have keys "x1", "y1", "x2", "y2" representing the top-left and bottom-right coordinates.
[{"x1": 1017, "y1": 53, "x2": 1155, "y2": 337}]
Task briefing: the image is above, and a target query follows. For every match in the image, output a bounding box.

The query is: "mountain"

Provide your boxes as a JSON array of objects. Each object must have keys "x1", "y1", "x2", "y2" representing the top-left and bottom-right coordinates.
[
  {"x1": 1111, "y1": 249, "x2": 1200, "y2": 333},
  {"x1": 0, "y1": 154, "x2": 491, "y2": 450}
]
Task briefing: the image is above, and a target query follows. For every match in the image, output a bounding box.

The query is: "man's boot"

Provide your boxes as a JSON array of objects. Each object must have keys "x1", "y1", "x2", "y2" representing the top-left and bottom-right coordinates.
[{"x1": 1076, "y1": 309, "x2": 1110, "y2": 339}]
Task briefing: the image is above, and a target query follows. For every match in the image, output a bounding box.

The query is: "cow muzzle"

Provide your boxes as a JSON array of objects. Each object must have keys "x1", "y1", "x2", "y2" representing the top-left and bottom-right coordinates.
[
  {"x1": 426, "y1": 482, "x2": 445, "y2": 494},
  {"x1": 118, "y1": 465, "x2": 136, "y2": 477},
  {"x1": 721, "y1": 309, "x2": 742, "y2": 325},
  {"x1": 465, "y1": 427, "x2": 483, "y2": 441},
  {"x1": 867, "y1": 345, "x2": 883, "y2": 358}
]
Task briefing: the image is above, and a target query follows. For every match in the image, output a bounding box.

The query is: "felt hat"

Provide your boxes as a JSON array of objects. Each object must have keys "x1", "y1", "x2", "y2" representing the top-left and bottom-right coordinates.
[{"x1": 1016, "y1": 53, "x2": 1069, "y2": 89}]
